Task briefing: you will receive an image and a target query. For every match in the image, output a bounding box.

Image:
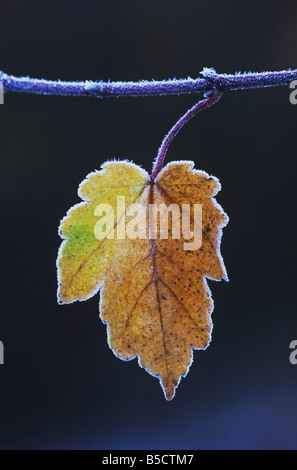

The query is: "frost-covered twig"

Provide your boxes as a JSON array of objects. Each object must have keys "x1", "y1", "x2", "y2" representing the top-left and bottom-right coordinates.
[{"x1": 0, "y1": 67, "x2": 296, "y2": 99}]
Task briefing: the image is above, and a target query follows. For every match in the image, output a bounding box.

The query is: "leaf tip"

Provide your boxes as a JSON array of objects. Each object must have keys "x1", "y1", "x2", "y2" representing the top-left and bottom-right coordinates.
[
  {"x1": 162, "y1": 379, "x2": 179, "y2": 401},
  {"x1": 164, "y1": 390, "x2": 175, "y2": 401}
]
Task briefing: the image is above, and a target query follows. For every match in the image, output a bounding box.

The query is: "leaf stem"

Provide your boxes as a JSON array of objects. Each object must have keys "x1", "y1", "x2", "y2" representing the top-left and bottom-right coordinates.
[
  {"x1": 0, "y1": 67, "x2": 296, "y2": 99},
  {"x1": 150, "y1": 90, "x2": 223, "y2": 182}
]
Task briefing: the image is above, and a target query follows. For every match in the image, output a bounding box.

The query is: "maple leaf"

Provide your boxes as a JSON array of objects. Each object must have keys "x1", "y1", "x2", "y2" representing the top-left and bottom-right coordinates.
[{"x1": 57, "y1": 160, "x2": 228, "y2": 400}]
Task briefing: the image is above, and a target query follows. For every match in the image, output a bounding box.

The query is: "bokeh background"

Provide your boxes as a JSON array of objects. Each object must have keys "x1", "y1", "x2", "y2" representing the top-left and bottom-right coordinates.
[{"x1": 0, "y1": 0, "x2": 297, "y2": 450}]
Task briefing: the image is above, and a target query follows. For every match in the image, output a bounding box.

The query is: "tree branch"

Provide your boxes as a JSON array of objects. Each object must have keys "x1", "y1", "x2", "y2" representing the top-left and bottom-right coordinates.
[{"x1": 0, "y1": 67, "x2": 296, "y2": 99}]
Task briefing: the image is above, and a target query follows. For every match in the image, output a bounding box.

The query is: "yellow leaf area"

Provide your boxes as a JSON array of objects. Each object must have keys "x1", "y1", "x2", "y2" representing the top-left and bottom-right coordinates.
[{"x1": 57, "y1": 160, "x2": 228, "y2": 400}]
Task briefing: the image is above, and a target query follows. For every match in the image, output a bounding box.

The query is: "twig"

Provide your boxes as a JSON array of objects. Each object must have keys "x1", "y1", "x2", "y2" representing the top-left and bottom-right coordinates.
[{"x1": 0, "y1": 67, "x2": 296, "y2": 99}]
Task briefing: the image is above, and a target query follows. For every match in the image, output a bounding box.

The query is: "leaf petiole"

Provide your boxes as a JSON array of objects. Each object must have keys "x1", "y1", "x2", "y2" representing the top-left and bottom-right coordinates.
[{"x1": 150, "y1": 90, "x2": 223, "y2": 182}]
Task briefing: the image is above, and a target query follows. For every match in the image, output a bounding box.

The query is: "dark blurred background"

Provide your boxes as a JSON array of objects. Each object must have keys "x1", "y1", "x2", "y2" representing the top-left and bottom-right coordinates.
[{"x1": 0, "y1": 0, "x2": 297, "y2": 450}]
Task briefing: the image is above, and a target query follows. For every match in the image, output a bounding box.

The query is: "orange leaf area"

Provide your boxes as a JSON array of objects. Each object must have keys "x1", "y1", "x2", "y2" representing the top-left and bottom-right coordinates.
[{"x1": 57, "y1": 160, "x2": 228, "y2": 399}]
